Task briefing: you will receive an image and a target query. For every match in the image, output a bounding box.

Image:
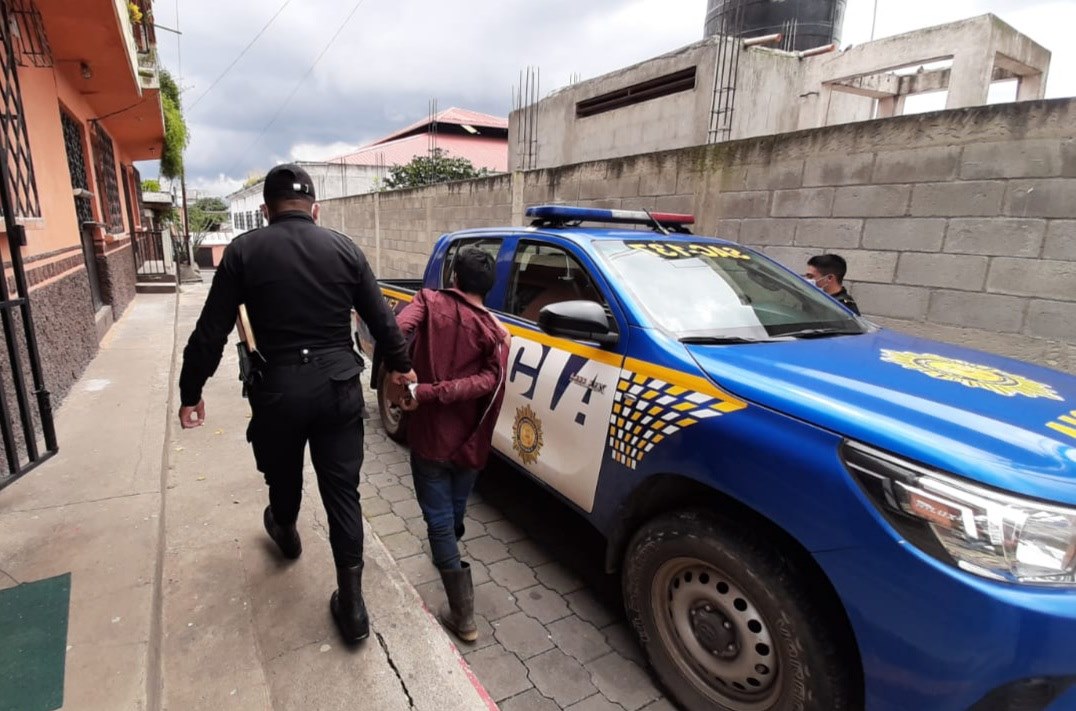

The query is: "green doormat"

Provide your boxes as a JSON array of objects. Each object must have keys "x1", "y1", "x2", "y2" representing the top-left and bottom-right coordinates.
[{"x1": 0, "y1": 573, "x2": 71, "y2": 711}]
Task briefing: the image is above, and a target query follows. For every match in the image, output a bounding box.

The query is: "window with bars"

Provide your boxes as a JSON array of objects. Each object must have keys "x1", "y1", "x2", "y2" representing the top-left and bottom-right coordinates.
[
  {"x1": 60, "y1": 110, "x2": 94, "y2": 226},
  {"x1": 91, "y1": 122, "x2": 124, "y2": 233},
  {"x1": 0, "y1": 0, "x2": 41, "y2": 219},
  {"x1": 5, "y1": 0, "x2": 52, "y2": 68}
]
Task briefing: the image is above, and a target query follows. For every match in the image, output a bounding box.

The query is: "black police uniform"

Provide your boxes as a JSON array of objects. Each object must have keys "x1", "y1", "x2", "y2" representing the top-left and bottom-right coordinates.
[
  {"x1": 833, "y1": 287, "x2": 860, "y2": 316},
  {"x1": 178, "y1": 168, "x2": 410, "y2": 602}
]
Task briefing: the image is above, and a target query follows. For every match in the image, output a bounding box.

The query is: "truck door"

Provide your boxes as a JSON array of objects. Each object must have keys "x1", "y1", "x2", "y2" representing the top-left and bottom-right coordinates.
[{"x1": 492, "y1": 239, "x2": 625, "y2": 514}]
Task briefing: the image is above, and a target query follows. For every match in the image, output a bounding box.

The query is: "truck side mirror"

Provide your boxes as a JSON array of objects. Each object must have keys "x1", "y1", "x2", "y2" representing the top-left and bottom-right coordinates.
[{"x1": 538, "y1": 300, "x2": 619, "y2": 347}]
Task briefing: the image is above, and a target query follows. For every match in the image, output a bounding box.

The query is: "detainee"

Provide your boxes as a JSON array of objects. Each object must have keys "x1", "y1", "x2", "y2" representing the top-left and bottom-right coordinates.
[{"x1": 394, "y1": 247, "x2": 510, "y2": 642}]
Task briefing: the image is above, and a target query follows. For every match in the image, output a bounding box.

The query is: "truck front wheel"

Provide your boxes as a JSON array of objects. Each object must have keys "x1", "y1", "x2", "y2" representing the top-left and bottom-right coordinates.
[
  {"x1": 622, "y1": 511, "x2": 856, "y2": 711},
  {"x1": 377, "y1": 369, "x2": 409, "y2": 444}
]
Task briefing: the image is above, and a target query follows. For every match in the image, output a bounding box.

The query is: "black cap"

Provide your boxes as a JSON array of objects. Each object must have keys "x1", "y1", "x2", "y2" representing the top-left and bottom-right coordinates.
[{"x1": 263, "y1": 163, "x2": 316, "y2": 202}]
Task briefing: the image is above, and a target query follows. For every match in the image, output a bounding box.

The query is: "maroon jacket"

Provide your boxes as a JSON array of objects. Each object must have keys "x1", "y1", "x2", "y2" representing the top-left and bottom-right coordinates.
[{"x1": 397, "y1": 289, "x2": 510, "y2": 470}]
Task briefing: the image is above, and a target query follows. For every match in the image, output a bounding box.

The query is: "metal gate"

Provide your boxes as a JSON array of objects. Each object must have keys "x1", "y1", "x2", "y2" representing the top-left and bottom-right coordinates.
[{"x1": 0, "y1": 0, "x2": 57, "y2": 489}]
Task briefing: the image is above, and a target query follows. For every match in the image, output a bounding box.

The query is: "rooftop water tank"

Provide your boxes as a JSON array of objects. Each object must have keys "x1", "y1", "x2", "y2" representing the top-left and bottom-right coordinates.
[{"x1": 705, "y1": 0, "x2": 847, "y2": 51}]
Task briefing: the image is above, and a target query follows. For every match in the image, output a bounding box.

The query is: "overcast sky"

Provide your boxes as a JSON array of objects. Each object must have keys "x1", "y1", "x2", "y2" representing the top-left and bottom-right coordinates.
[{"x1": 149, "y1": 0, "x2": 1075, "y2": 197}]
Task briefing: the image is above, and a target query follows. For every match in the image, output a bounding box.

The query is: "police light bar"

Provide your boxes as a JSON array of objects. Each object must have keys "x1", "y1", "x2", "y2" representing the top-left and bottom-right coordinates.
[{"x1": 526, "y1": 205, "x2": 695, "y2": 227}]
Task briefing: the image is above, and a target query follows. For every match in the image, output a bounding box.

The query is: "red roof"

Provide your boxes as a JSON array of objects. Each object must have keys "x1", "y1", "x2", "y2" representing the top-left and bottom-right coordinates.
[
  {"x1": 373, "y1": 107, "x2": 508, "y2": 145},
  {"x1": 331, "y1": 133, "x2": 507, "y2": 172}
]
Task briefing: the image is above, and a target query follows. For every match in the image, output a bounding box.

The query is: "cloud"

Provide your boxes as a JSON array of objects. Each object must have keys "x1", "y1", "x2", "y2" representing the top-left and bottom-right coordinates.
[{"x1": 163, "y1": 0, "x2": 1071, "y2": 194}]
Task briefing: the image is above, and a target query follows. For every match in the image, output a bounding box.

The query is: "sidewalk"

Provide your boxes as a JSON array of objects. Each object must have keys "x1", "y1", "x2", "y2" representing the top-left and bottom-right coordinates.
[{"x1": 0, "y1": 286, "x2": 493, "y2": 711}]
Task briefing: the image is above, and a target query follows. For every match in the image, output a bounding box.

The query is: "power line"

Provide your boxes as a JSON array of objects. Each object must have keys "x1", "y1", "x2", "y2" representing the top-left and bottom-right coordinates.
[
  {"x1": 223, "y1": 0, "x2": 371, "y2": 178},
  {"x1": 189, "y1": 0, "x2": 295, "y2": 111}
]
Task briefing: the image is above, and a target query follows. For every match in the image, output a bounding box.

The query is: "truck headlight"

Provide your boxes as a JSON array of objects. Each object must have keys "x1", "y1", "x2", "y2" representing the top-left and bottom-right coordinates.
[{"x1": 842, "y1": 441, "x2": 1076, "y2": 587}]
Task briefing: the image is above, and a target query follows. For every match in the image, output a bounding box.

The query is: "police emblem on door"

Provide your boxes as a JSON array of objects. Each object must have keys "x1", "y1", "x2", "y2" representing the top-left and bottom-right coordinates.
[{"x1": 512, "y1": 405, "x2": 544, "y2": 465}]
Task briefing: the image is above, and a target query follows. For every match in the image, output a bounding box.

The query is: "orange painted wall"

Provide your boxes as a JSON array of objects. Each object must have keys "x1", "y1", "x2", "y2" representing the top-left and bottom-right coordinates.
[{"x1": 2, "y1": 63, "x2": 144, "y2": 264}]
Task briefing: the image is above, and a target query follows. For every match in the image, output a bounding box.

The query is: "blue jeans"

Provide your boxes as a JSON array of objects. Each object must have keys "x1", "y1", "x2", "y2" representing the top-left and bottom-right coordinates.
[{"x1": 410, "y1": 454, "x2": 479, "y2": 570}]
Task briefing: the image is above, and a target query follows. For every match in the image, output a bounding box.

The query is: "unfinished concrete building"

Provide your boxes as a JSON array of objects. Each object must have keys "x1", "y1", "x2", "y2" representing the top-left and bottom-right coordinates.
[{"x1": 509, "y1": 14, "x2": 1051, "y2": 171}]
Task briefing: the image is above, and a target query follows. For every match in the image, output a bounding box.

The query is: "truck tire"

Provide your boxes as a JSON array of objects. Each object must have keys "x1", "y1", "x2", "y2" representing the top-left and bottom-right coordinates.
[
  {"x1": 377, "y1": 369, "x2": 409, "y2": 444},
  {"x1": 622, "y1": 511, "x2": 856, "y2": 711}
]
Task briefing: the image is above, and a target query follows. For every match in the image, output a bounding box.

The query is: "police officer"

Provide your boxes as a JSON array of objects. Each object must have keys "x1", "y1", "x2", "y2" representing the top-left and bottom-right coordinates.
[
  {"x1": 177, "y1": 164, "x2": 414, "y2": 644},
  {"x1": 805, "y1": 253, "x2": 860, "y2": 315}
]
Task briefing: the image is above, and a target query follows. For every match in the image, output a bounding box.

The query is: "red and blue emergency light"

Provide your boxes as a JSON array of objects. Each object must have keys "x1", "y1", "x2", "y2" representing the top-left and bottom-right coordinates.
[{"x1": 525, "y1": 204, "x2": 695, "y2": 228}]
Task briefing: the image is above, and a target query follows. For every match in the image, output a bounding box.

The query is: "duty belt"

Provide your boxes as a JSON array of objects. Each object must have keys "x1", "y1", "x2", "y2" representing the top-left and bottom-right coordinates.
[{"x1": 263, "y1": 346, "x2": 354, "y2": 366}]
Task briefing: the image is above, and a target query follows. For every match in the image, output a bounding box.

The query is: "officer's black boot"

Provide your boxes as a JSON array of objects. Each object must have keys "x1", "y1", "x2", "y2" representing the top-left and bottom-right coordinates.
[
  {"x1": 263, "y1": 506, "x2": 302, "y2": 559},
  {"x1": 330, "y1": 564, "x2": 369, "y2": 644},
  {"x1": 438, "y1": 562, "x2": 477, "y2": 643}
]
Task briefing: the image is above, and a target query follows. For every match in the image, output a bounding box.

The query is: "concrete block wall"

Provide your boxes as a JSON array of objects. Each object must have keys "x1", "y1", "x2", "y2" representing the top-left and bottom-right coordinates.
[{"x1": 322, "y1": 98, "x2": 1076, "y2": 344}]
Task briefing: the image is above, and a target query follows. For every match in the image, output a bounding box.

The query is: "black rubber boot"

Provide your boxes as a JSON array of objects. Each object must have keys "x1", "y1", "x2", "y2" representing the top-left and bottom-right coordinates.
[
  {"x1": 438, "y1": 562, "x2": 477, "y2": 643},
  {"x1": 331, "y1": 564, "x2": 369, "y2": 644},
  {"x1": 263, "y1": 506, "x2": 301, "y2": 559}
]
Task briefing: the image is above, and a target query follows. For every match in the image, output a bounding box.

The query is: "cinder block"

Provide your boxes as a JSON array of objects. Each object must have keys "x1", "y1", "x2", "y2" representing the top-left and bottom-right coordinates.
[
  {"x1": 793, "y1": 219, "x2": 862, "y2": 249},
  {"x1": 756, "y1": 245, "x2": 816, "y2": 271},
  {"x1": 842, "y1": 250, "x2": 899, "y2": 284},
  {"x1": 715, "y1": 191, "x2": 770, "y2": 218},
  {"x1": 873, "y1": 146, "x2": 961, "y2": 184},
  {"x1": 771, "y1": 188, "x2": 834, "y2": 217},
  {"x1": 656, "y1": 194, "x2": 696, "y2": 215},
  {"x1": 1043, "y1": 221, "x2": 1076, "y2": 261},
  {"x1": 897, "y1": 253, "x2": 989, "y2": 290},
  {"x1": 832, "y1": 185, "x2": 911, "y2": 218},
  {"x1": 944, "y1": 218, "x2": 1046, "y2": 257},
  {"x1": 862, "y1": 218, "x2": 946, "y2": 252},
  {"x1": 961, "y1": 139, "x2": 1063, "y2": 180},
  {"x1": 852, "y1": 283, "x2": 930, "y2": 321},
  {"x1": 987, "y1": 258, "x2": 1076, "y2": 300},
  {"x1": 1005, "y1": 179, "x2": 1076, "y2": 219},
  {"x1": 910, "y1": 181, "x2": 1006, "y2": 217},
  {"x1": 1025, "y1": 299, "x2": 1076, "y2": 341},
  {"x1": 638, "y1": 165, "x2": 679, "y2": 196},
  {"x1": 745, "y1": 161, "x2": 804, "y2": 190},
  {"x1": 739, "y1": 219, "x2": 796, "y2": 246},
  {"x1": 710, "y1": 219, "x2": 741, "y2": 242},
  {"x1": 927, "y1": 290, "x2": 1027, "y2": 333},
  {"x1": 803, "y1": 154, "x2": 874, "y2": 187}
]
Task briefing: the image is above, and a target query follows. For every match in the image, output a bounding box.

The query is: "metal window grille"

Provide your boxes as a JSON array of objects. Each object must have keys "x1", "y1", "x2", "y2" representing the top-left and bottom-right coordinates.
[
  {"x1": 0, "y1": 0, "x2": 40, "y2": 219},
  {"x1": 60, "y1": 110, "x2": 94, "y2": 226},
  {"x1": 91, "y1": 122, "x2": 124, "y2": 233},
  {"x1": 5, "y1": 0, "x2": 51, "y2": 68}
]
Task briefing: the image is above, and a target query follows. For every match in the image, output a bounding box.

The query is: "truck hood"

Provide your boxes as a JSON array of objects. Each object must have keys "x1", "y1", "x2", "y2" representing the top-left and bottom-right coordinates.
[{"x1": 685, "y1": 329, "x2": 1076, "y2": 504}]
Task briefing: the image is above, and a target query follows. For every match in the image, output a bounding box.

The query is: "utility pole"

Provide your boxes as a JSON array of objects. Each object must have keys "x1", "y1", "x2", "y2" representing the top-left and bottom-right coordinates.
[
  {"x1": 180, "y1": 169, "x2": 191, "y2": 265},
  {"x1": 871, "y1": 0, "x2": 880, "y2": 41}
]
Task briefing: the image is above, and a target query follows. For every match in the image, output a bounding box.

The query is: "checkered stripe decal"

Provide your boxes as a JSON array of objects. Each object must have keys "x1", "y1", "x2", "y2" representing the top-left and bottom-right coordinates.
[{"x1": 608, "y1": 370, "x2": 737, "y2": 470}]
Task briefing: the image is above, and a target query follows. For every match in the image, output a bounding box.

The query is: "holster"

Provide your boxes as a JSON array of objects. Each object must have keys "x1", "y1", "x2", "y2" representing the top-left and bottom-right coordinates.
[{"x1": 237, "y1": 343, "x2": 265, "y2": 398}]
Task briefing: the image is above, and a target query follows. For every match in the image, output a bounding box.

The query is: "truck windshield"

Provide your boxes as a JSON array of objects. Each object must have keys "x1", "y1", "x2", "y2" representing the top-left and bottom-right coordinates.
[{"x1": 594, "y1": 240, "x2": 866, "y2": 341}]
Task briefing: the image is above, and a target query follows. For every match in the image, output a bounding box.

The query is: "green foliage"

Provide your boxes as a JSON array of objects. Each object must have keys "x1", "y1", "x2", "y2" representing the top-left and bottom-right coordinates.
[
  {"x1": 141, "y1": 178, "x2": 161, "y2": 192},
  {"x1": 159, "y1": 69, "x2": 188, "y2": 180},
  {"x1": 188, "y1": 196, "x2": 228, "y2": 249},
  {"x1": 242, "y1": 173, "x2": 265, "y2": 189},
  {"x1": 383, "y1": 149, "x2": 489, "y2": 190}
]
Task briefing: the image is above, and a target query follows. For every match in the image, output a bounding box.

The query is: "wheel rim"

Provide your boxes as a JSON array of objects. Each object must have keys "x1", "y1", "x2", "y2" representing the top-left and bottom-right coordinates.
[{"x1": 651, "y1": 557, "x2": 780, "y2": 710}]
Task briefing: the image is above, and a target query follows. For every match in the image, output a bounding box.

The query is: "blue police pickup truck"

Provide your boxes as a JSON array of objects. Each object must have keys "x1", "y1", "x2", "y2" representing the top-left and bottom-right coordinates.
[{"x1": 361, "y1": 205, "x2": 1076, "y2": 711}]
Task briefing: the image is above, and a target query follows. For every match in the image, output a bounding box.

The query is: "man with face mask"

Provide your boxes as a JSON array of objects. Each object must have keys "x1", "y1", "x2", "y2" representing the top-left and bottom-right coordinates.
[
  {"x1": 176, "y1": 164, "x2": 415, "y2": 645},
  {"x1": 805, "y1": 253, "x2": 860, "y2": 316}
]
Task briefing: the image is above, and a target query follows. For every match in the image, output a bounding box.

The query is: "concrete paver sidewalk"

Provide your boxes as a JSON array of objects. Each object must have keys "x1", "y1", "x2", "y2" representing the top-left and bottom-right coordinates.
[{"x1": 0, "y1": 287, "x2": 492, "y2": 711}]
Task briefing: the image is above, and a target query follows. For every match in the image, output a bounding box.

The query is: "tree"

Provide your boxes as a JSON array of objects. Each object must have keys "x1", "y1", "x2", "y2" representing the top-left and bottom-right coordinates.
[
  {"x1": 141, "y1": 178, "x2": 161, "y2": 192},
  {"x1": 187, "y1": 196, "x2": 228, "y2": 251},
  {"x1": 159, "y1": 70, "x2": 189, "y2": 180},
  {"x1": 383, "y1": 149, "x2": 489, "y2": 190}
]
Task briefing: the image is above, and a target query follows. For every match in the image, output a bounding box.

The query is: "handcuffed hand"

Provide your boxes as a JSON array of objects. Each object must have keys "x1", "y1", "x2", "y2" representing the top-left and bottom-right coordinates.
[
  {"x1": 179, "y1": 400, "x2": 206, "y2": 429},
  {"x1": 390, "y1": 369, "x2": 417, "y2": 386},
  {"x1": 399, "y1": 394, "x2": 419, "y2": 412}
]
